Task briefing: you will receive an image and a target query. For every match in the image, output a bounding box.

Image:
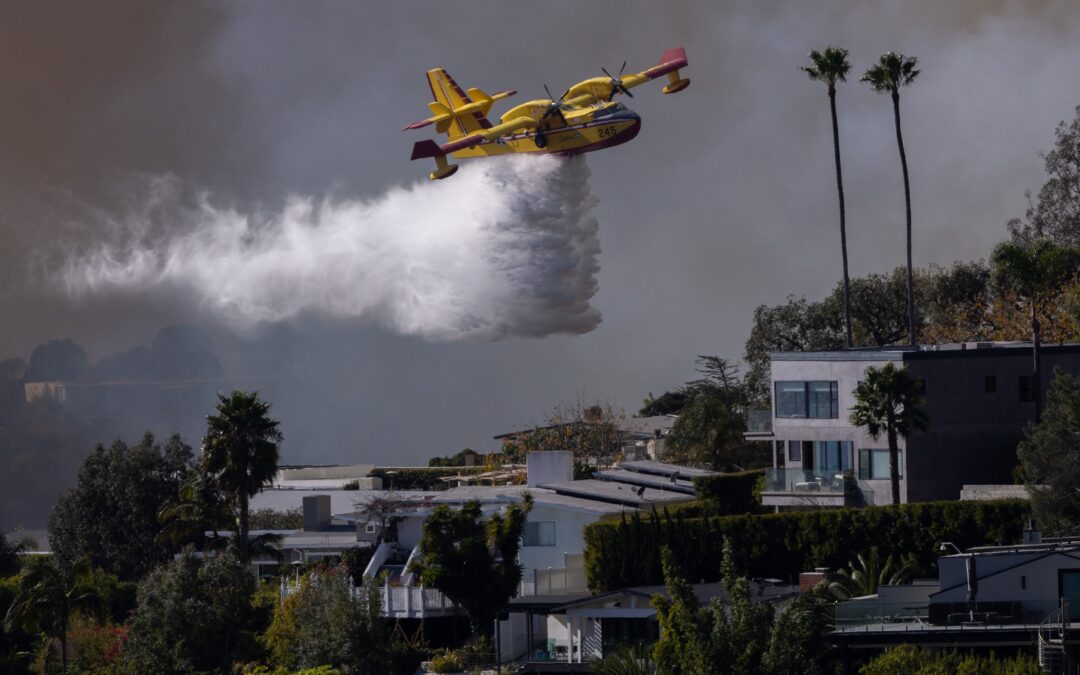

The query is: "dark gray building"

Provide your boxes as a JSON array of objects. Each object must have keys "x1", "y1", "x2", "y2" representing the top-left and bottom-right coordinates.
[{"x1": 747, "y1": 342, "x2": 1080, "y2": 509}]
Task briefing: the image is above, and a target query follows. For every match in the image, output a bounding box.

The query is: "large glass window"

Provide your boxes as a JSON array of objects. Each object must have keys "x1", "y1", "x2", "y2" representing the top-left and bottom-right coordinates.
[
  {"x1": 776, "y1": 382, "x2": 809, "y2": 418},
  {"x1": 774, "y1": 381, "x2": 838, "y2": 419},
  {"x1": 859, "y1": 448, "x2": 904, "y2": 480},
  {"x1": 523, "y1": 521, "x2": 556, "y2": 547},
  {"x1": 808, "y1": 381, "x2": 839, "y2": 418},
  {"x1": 813, "y1": 441, "x2": 853, "y2": 475}
]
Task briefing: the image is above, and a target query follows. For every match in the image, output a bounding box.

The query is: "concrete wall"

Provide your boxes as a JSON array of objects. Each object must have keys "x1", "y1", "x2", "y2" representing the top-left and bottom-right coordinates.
[
  {"x1": 302, "y1": 495, "x2": 331, "y2": 531},
  {"x1": 527, "y1": 451, "x2": 573, "y2": 487},
  {"x1": 280, "y1": 464, "x2": 374, "y2": 480},
  {"x1": 960, "y1": 485, "x2": 1031, "y2": 501},
  {"x1": 518, "y1": 504, "x2": 601, "y2": 577},
  {"x1": 768, "y1": 346, "x2": 1080, "y2": 504}
]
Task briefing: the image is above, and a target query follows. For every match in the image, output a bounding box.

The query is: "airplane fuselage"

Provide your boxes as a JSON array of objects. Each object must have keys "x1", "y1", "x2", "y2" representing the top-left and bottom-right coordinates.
[{"x1": 447, "y1": 102, "x2": 641, "y2": 159}]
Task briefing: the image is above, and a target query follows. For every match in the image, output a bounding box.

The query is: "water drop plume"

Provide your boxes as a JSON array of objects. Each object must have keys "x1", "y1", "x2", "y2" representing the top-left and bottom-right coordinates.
[{"x1": 61, "y1": 154, "x2": 603, "y2": 340}]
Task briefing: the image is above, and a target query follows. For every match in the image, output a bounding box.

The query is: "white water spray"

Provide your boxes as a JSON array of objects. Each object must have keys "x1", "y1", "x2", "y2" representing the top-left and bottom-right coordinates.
[{"x1": 60, "y1": 155, "x2": 602, "y2": 340}]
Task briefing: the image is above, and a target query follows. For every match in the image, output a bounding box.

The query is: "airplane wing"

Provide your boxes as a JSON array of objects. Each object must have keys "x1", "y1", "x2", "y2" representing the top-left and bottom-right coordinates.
[
  {"x1": 435, "y1": 115, "x2": 540, "y2": 155},
  {"x1": 562, "y1": 47, "x2": 690, "y2": 107}
]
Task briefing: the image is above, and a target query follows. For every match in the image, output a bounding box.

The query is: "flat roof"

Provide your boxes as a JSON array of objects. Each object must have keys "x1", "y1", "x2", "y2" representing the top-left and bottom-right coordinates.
[
  {"x1": 504, "y1": 491, "x2": 637, "y2": 516},
  {"x1": 538, "y1": 479, "x2": 693, "y2": 508},
  {"x1": 593, "y1": 469, "x2": 696, "y2": 495},
  {"x1": 771, "y1": 342, "x2": 1080, "y2": 363},
  {"x1": 619, "y1": 460, "x2": 715, "y2": 479}
]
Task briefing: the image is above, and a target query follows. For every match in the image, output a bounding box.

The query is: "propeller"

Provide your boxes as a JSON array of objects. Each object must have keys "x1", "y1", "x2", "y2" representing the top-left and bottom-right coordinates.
[
  {"x1": 602, "y1": 61, "x2": 634, "y2": 101},
  {"x1": 542, "y1": 84, "x2": 569, "y2": 125},
  {"x1": 535, "y1": 84, "x2": 569, "y2": 148}
]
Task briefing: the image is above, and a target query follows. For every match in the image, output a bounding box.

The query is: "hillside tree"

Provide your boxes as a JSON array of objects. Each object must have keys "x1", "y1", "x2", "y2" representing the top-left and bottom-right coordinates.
[
  {"x1": 409, "y1": 496, "x2": 531, "y2": 637},
  {"x1": 48, "y1": 433, "x2": 192, "y2": 581}
]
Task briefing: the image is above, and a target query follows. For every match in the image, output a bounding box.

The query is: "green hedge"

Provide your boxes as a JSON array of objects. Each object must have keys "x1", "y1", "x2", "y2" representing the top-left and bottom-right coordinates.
[
  {"x1": 584, "y1": 499, "x2": 1029, "y2": 592},
  {"x1": 369, "y1": 466, "x2": 487, "y2": 491},
  {"x1": 692, "y1": 470, "x2": 765, "y2": 515}
]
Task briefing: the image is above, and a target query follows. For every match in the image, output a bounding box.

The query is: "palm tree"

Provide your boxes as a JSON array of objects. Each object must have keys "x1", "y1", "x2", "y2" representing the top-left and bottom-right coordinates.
[
  {"x1": 991, "y1": 239, "x2": 1080, "y2": 421},
  {"x1": 202, "y1": 390, "x2": 283, "y2": 565},
  {"x1": 850, "y1": 362, "x2": 929, "y2": 505},
  {"x1": 157, "y1": 466, "x2": 234, "y2": 552},
  {"x1": 802, "y1": 47, "x2": 855, "y2": 349},
  {"x1": 3, "y1": 557, "x2": 102, "y2": 674},
  {"x1": 862, "y1": 53, "x2": 920, "y2": 346},
  {"x1": 826, "y1": 547, "x2": 918, "y2": 600}
]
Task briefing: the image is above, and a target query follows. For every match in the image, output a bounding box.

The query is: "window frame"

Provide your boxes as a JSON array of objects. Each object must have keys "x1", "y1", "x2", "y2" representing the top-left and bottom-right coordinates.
[
  {"x1": 523, "y1": 521, "x2": 557, "y2": 547},
  {"x1": 858, "y1": 447, "x2": 904, "y2": 480},
  {"x1": 773, "y1": 381, "x2": 839, "y2": 419}
]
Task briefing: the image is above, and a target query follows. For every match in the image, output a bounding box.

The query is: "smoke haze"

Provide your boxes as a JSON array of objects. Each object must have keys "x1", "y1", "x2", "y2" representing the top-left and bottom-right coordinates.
[
  {"x1": 60, "y1": 156, "x2": 601, "y2": 340},
  {"x1": 4, "y1": 1, "x2": 1080, "y2": 525}
]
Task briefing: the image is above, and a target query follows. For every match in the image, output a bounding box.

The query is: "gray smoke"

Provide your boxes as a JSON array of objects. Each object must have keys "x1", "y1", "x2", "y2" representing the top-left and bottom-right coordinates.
[{"x1": 59, "y1": 155, "x2": 601, "y2": 340}]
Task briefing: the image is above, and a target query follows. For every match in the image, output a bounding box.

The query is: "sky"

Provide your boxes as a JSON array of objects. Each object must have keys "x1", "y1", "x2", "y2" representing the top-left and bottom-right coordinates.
[{"x1": 2, "y1": 0, "x2": 1079, "y2": 466}]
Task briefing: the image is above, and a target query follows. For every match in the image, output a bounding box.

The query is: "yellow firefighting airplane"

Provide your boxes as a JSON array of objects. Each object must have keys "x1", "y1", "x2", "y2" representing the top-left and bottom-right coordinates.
[{"x1": 405, "y1": 48, "x2": 690, "y2": 179}]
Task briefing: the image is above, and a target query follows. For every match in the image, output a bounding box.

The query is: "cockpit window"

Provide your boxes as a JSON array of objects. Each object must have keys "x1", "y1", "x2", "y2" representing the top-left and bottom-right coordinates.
[{"x1": 594, "y1": 102, "x2": 625, "y2": 118}]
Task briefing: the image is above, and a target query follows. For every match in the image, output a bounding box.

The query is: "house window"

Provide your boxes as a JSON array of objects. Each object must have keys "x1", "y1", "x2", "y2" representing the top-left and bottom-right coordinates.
[
  {"x1": 859, "y1": 448, "x2": 904, "y2": 480},
  {"x1": 985, "y1": 376, "x2": 996, "y2": 393},
  {"x1": 1020, "y1": 376, "x2": 1035, "y2": 402},
  {"x1": 813, "y1": 441, "x2": 853, "y2": 475},
  {"x1": 787, "y1": 440, "x2": 802, "y2": 462},
  {"x1": 523, "y1": 521, "x2": 556, "y2": 547},
  {"x1": 774, "y1": 381, "x2": 838, "y2": 418},
  {"x1": 365, "y1": 523, "x2": 377, "y2": 534}
]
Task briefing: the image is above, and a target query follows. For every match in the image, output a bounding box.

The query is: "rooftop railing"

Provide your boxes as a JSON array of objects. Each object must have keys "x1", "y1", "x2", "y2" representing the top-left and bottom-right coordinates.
[{"x1": 833, "y1": 598, "x2": 1058, "y2": 633}]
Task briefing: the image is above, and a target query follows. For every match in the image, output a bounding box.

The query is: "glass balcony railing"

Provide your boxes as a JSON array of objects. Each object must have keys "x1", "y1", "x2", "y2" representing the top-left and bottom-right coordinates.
[
  {"x1": 746, "y1": 409, "x2": 773, "y2": 434},
  {"x1": 834, "y1": 598, "x2": 1057, "y2": 632},
  {"x1": 763, "y1": 468, "x2": 853, "y2": 494}
]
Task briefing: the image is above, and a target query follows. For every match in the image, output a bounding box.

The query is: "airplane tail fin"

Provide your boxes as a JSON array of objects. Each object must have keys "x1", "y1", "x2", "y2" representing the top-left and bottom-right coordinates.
[{"x1": 410, "y1": 140, "x2": 458, "y2": 180}]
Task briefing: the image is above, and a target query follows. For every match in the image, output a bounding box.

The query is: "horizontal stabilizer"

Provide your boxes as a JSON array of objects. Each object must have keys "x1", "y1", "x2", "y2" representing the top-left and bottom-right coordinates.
[{"x1": 410, "y1": 139, "x2": 445, "y2": 161}]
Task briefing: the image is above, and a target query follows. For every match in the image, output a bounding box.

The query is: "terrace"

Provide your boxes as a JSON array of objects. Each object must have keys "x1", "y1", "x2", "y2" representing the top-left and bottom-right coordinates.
[{"x1": 760, "y1": 467, "x2": 873, "y2": 508}]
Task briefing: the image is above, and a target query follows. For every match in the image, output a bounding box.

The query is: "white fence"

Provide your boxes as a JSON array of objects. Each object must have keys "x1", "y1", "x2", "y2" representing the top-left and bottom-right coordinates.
[{"x1": 280, "y1": 579, "x2": 458, "y2": 619}]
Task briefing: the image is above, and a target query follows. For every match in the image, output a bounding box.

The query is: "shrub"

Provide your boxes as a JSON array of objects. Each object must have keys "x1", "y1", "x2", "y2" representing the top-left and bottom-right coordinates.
[
  {"x1": 249, "y1": 508, "x2": 303, "y2": 530},
  {"x1": 861, "y1": 645, "x2": 1041, "y2": 674},
  {"x1": 428, "y1": 649, "x2": 464, "y2": 673},
  {"x1": 584, "y1": 499, "x2": 1029, "y2": 592},
  {"x1": 692, "y1": 469, "x2": 766, "y2": 515}
]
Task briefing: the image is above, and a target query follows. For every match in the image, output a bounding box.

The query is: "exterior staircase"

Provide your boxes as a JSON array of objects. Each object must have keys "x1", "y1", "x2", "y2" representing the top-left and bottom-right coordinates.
[{"x1": 1039, "y1": 602, "x2": 1069, "y2": 674}]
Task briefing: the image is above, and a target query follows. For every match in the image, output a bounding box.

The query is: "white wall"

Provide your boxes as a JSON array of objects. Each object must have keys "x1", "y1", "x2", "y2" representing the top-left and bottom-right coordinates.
[
  {"x1": 518, "y1": 504, "x2": 601, "y2": 577},
  {"x1": 527, "y1": 451, "x2": 574, "y2": 486},
  {"x1": 934, "y1": 551, "x2": 1080, "y2": 621}
]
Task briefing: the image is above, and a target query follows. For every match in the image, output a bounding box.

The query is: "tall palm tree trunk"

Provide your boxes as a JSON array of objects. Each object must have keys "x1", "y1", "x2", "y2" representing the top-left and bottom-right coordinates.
[
  {"x1": 830, "y1": 84, "x2": 853, "y2": 349},
  {"x1": 238, "y1": 491, "x2": 250, "y2": 565},
  {"x1": 891, "y1": 90, "x2": 916, "y2": 346},
  {"x1": 887, "y1": 411, "x2": 901, "y2": 506},
  {"x1": 1032, "y1": 301, "x2": 1042, "y2": 422}
]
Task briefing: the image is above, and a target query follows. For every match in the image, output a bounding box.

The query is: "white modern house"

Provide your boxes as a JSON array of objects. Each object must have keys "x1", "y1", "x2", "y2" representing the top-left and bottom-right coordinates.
[{"x1": 748, "y1": 342, "x2": 1080, "y2": 509}]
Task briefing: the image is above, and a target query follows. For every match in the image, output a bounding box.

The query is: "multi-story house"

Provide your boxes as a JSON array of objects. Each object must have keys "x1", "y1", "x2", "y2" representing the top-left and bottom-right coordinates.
[{"x1": 748, "y1": 342, "x2": 1080, "y2": 509}]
